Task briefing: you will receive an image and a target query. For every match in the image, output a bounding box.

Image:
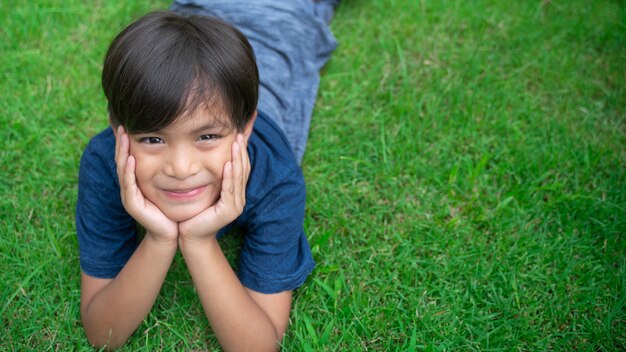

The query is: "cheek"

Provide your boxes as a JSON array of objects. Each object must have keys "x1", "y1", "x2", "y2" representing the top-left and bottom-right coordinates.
[
  {"x1": 131, "y1": 154, "x2": 156, "y2": 185},
  {"x1": 203, "y1": 159, "x2": 224, "y2": 180},
  {"x1": 205, "y1": 144, "x2": 233, "y2": 177}
]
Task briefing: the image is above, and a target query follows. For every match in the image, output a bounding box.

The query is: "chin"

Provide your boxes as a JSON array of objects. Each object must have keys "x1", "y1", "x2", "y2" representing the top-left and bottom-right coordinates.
[{"x1": 162, "y1": 205, "x2": 207, "y2": 222}]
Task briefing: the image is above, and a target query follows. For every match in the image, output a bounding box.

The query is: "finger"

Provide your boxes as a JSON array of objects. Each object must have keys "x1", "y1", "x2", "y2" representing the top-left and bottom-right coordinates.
[
  {"x1": 238, "y1": 134, "x2": 249, "y2": 204},
  {"x1": 238, "y1": 134, "x2": 246, "y2": 176},
  {"x1": 122, "y1": 154, "x2": 142, "y2": 212},
  {"x1": 114, "y1": 126, "x2": 126, "y2": 161},
  {"x1": 116, "y1": 129, "x2": 129, "y2": 183},
  {"x1": 221, "y1": 161, "x2": 234, "y2": 206},
  {"x1": 232, "y1": 139, "x2": 243, "y2": 209},
  {"x1": 122, "y1": 155, "x2": 150, "y2": 224},
  {"x1": 124, "y1": 154, "x2": 137, "y2": 190}
]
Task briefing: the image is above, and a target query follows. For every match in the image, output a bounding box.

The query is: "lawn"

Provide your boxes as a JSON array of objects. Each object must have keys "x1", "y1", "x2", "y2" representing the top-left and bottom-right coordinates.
[{"x1": 1, "y1": 0, "x2": 625, "y2": 350}]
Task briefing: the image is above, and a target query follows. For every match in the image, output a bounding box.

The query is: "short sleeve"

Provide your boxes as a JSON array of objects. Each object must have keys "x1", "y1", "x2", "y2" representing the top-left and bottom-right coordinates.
[
  {"x1": 237, "y1": 165, "x2": 315, "y2": 294},
  {"x1": 76, "y1": 129, "x2": 138, "y2": 278}
]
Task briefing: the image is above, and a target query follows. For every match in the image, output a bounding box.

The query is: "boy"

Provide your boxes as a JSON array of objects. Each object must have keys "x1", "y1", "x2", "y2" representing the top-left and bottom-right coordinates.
[{"x1": 76, "y1": 1, "x2": 337, "y2": 350}]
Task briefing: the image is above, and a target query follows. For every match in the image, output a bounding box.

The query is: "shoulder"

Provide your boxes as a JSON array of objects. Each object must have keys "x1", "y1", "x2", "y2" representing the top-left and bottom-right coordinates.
[
  {"x1": 248, "y1": 111, "x2": 299, "y2": 169},
  {"x1": 236, "y1": 113, "x2": 314, "y2": 293},
  {"x1": 240, "y1": 113, "x2": 306, "y2": 224},
  {"x1": 77, "y1": 127, "x2": 123, "y2": 215},
  {"x1": 245, "y1": 111, "x2": 305, "y2": 207},
  {"x1": 76, "y1": 127, "x2": 137, "y2": 278},
  {"x1": 80, "y1": 127, "x2": 116, "y2": 176}
]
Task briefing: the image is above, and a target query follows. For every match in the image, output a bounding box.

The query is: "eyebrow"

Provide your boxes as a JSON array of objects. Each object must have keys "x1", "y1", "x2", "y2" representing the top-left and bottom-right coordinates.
[{"x1": 189, "y1": 121, "x2": 232, "y2": 135}]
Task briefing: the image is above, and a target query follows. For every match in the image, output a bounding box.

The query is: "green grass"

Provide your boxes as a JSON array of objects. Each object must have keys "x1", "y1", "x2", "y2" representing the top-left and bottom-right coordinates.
[{"x1": 1, "y1": 0, "x2": 625, "y2": 350}]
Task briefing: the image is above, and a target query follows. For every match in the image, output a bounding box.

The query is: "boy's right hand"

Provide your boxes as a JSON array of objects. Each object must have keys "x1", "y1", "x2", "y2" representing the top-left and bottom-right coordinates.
[{"x1": 115, "y1": 126, "x2": 178, "y2": 243}]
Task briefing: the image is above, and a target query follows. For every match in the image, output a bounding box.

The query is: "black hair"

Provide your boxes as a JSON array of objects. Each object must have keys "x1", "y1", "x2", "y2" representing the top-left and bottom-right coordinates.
[{"x1": 102, "y1": 11, "x2": 259, "y2": 133}]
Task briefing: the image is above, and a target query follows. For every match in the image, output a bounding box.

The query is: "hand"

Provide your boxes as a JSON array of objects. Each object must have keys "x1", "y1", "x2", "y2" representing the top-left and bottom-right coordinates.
[
  {"x1": 178, "y1": 134, "x2": 250, "y2": 242},
  {"x1": 115, "y1": 126, "x2": 178, "y2": 243}
]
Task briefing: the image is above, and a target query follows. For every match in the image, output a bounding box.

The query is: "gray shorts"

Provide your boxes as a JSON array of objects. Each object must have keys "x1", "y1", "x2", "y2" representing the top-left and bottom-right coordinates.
[{"x1": 170, "y1": 0, "x2": 338, "y2": 164}]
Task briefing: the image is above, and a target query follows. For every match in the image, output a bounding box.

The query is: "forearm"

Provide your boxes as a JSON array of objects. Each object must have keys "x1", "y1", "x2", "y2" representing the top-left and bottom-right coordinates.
[
  {"x1": 180, "y1": 237, "x2": 280, "y2": 352},
  {"x1": 81, "y1": 235, "x2": 177, "y2": 349}
]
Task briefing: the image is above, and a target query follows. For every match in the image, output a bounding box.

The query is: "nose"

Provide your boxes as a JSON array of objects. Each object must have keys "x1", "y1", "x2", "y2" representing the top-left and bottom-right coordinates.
[{"x1": 163, "y1": 145, "x2": 202, "y2": 180}]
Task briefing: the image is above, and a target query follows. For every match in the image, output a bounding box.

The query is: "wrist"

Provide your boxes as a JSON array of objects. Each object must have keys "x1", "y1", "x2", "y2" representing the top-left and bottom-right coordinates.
[
  {"x1": 178, "y1": 235, "x2": 219, "y2": 255},
  {"x1": 144, "y1": 231, "x2": 179, "y2": 249}
]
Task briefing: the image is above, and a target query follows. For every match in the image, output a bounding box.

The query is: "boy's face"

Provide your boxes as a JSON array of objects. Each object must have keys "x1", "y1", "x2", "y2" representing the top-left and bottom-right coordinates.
[{"x1": 125, "y1": 107, "x2": 254, "y2": 222}]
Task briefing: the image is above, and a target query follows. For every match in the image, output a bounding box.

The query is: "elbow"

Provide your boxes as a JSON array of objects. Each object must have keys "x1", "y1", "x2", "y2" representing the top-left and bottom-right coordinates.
[
  {"x1": 81, "y1": 309, "x2": 131, "y2": 350},
  {"x1": 86, "y1": 335, "x2": 124, "y2": 351},
  {"x1": 83, "y1": 324, "x2": 128, "y2": 351},
  {"x1": 260, "y1": 330, "x2": 283, "y2": 352},
  {"x1": 244, "y1": 341, "x2": 280, "y2": 352},
  {"x1": 272, "y1": 326, "x2": 287, "y2": 351},
  {"x1": 255, "y1": 326, "x2": 282, "y2": 352},
  {"x1": 272, "y1": 331, "x2": 284, "y2": 352},
  {"x1": 88, "y1": 341, "x2": 114, "y2": 352},
  {"x1": 221, "y1": 330, "x2": 281, "y2": 352}
]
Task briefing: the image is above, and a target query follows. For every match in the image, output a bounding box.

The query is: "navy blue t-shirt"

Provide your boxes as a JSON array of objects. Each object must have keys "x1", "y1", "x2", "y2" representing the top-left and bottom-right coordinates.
[{"x1": 76, "y1": 111, "x2": 315, "y2": 294}]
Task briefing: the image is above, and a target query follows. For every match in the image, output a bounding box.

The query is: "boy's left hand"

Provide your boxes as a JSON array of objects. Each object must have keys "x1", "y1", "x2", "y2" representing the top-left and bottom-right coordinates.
[{"x1": 178, "y1": 134, "x2": 250, "y2": 242}]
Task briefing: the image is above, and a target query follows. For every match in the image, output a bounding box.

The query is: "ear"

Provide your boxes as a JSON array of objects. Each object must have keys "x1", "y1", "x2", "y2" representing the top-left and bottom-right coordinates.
[{"x1": 242, "y1": 110, "x2": 257, "y2": 144}]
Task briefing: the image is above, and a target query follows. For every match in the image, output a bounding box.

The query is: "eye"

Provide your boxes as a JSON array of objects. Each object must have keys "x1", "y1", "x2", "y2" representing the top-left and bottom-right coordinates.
[
  {"x1": 140, "y1": 137, "x2": 164, "y2": 144},
  {"x1": 198, "y1": 134, "x2": 219, "y2": 142}
]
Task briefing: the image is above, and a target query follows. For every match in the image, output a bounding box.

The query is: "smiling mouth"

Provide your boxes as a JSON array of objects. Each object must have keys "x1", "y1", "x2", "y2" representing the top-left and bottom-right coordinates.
[{"x1": 162, "y1": 185, "x2": 207, "y2": 200}]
